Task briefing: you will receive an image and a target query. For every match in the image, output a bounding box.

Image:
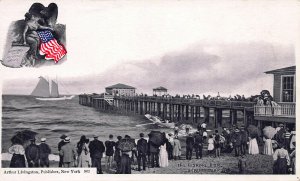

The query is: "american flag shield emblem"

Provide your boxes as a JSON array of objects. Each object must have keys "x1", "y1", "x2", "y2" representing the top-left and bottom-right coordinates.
[{"x1": 37, "y1": 30, "x2": 67, "y2": 63}]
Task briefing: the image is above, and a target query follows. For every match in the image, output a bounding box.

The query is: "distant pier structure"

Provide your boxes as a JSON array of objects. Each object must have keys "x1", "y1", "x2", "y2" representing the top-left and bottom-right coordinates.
[
  {"x1": 153, "y1": 86, "x2": 168, "y2": 96},
  {"x1": 79, "y1": 84, "x2": 256, "y2": 128},
  {"x1": 79, "y1": 66, "x2": 296, "y2": 129}
]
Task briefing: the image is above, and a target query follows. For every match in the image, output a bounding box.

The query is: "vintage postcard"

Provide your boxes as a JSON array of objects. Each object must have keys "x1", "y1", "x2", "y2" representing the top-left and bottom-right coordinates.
[{"x1": 0, "y1": 0, "x2": 299, "y2": 181}]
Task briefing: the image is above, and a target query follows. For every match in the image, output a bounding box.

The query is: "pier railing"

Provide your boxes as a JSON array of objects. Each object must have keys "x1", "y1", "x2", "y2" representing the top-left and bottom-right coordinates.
[
  {"x1": 254, "y1": 102, "x2": 295, "y2": 118},
  {"x1": 113, "y1": 96, "x2": 255, "y2": 109}
]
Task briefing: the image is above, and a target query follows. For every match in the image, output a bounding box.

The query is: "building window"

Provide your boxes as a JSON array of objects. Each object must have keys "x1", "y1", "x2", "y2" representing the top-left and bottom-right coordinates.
[{"x1": 281, "y1": 75, "x2": 294, "y2": 102}]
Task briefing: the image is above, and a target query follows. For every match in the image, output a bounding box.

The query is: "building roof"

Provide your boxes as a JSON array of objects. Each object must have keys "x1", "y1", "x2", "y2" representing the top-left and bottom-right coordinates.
[
  {"x1": 153, "y1": 86, "x2": 168, "y2": 91},
  {"x1": 265, "y1": 66, "x2": 296, "y2": 74},
  {"x1": 105, "y1": 83, "x2": 136, "y2": 89}
]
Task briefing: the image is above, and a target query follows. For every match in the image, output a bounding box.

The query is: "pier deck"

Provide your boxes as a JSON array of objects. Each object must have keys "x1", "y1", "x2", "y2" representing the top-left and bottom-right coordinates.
[{"x1": 79, "y1": 94, "x2": 256, "y2": 128}]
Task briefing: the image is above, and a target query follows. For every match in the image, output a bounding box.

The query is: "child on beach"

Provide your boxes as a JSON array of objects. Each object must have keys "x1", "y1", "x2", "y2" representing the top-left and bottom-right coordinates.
[
  {"x1": 105, "y1": 135, "x2": 116, "y2": 170},
  {"x1": 207, "y1": 135, "x2": 214, "y2": 155}
]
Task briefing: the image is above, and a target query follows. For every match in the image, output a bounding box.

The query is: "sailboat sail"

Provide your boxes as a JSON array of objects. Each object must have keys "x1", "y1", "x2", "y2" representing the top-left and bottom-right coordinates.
[
  {"x1": 31, "y1": 76, "x2": 50, "y2": 97},
  {"x1": 50, "y1": 80, "x2": 59, "y2": 97}
]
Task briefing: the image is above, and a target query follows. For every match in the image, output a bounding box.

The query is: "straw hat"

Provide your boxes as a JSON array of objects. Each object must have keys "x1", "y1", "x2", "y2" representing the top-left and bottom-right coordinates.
[{"x1": 64, "y1": 137, "x2": 70, "y2": 142}]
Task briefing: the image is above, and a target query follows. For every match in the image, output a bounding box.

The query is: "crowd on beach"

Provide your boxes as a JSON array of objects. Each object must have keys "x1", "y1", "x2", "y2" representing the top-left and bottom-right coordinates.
[{"x1": 7, "y1": 121, "x2": 295, "y2": 175}]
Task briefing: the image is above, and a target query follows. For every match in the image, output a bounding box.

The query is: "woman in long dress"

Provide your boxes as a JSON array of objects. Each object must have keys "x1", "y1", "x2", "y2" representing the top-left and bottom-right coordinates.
[
  {"x1": 273, "y1": 144, "x2": 290, "y2": 174},
  {"x1": 263, "y1": 136, "x2": 273, "y2": 155},
  {"x1": 207, "y1": 135, "x2": 214, "y2": 155},
  {"x1": 76, "y1": 135, "x2": 86, "y2": 167},
  {"x1": 172, "y1": 136, "x2": 181, "y2": 160},
  {"x1": 248, "y1": 136, "x2": 259, "y2": 155},
  {"x1": 159, "y1": 142, "x2": 168, "y2": 167},
  {"x1": 80, "y1": 139, "x2": 91, "y2": 167},
  {"x1": 9, "y1": 143, "x2": 26, "y2": 168},
  {"x1": 120, "y1": 151, "x2": 132, "y2": 174}
]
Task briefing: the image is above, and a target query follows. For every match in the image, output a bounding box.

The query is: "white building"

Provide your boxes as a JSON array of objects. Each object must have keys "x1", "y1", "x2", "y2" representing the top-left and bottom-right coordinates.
[{"x1": 105, "y1": 83, "x2": 136, "y2": 96}]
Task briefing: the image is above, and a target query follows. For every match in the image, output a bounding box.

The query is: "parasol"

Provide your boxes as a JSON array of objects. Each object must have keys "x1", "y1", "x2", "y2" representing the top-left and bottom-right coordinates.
[
  {"x1": 263, "y1": 126, "x2": 276, "y2": 139},
  {"x1": 11, "y1": 130, "x2": 38, "y2": 145},
  {"x1": 118, "y1": 138, "x2": 136, "y2": 152},
  {"x1": 149, "y1": 131, "x2": 166, "y2": 146},
  {"x1": 247, "y1": 125, "x2": 259, "y2": 139}
]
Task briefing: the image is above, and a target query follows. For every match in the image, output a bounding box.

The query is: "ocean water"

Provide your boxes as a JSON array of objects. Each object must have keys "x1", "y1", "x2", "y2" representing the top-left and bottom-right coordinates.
[{"x1": 2, "y1": 95, "x2": 172, "y2": 155}]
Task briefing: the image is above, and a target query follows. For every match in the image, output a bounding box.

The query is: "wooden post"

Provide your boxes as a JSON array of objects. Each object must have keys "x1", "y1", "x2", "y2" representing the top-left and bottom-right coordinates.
[
  {"x1": 191, "y1": 106, "x2": 195, "y2": 123},
  {"x1": 181, "y1": 104, "x2": 185, "y2": 122},
  {"x1": 204, "y1": 107, "x2": 210, "y2": 123},
  {"x1": 230, "y1": 110, "x2": 237, "y2": 126},
  {"x1": 214, "y1": 108, "x2": 222, "y2": 128},
  {"x1": 177, "y1": 104, "x2": 181, "y2": 122}
]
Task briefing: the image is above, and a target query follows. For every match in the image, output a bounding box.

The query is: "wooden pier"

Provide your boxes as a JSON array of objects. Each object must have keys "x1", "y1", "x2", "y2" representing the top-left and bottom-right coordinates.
[{"x1": 79, "y1": 94, "x2": 256, "y2": 128}]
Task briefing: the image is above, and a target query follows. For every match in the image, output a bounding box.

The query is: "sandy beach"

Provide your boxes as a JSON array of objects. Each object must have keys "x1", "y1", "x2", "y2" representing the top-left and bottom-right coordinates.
[{"x1": 2, "y1": 152, "x2": 273, "y2": 174}]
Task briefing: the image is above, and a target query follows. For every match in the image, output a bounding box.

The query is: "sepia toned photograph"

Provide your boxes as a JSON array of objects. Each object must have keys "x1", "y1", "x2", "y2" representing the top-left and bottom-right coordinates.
[{"x1": 0, "y1": 0, "x2": 298, "y2": 180}]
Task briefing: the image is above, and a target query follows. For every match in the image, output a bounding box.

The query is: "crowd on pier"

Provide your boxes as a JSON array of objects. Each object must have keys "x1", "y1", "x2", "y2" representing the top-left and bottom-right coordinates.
[{"x1": 7, "y1": 121, "x2": 295, "y2": 175}]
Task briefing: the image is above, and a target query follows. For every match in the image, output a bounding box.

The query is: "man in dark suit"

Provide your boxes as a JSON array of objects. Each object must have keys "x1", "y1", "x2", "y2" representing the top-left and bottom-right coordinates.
[
  {"x1": 240, "y1": 126, "x2": 248, "y2": 155},
  {"x1": 148, "y1": 138, "x2": 159, "y2": 168},
  {"x1": 114, "y1": 136, "x2": 122, "y2": 173},
  {"x1": 137, "y1": 133, "x2": 148, "y2": 171},
  {"x1": 39, "y1": 137, "x2": 51, "y2": 167},
  {"x1": 58, "y1": 134, "x2": 67, "y2": 167},
  {"x1": 194, "y1": 131, "x2": 203, "y2": 159},
  {"x1": 89, "y1": 135, "x2": 105, "y2": 174},
  {"x1": 186, "y1": 133, "x2": 194, "y2": 160},
  {"x1": 232, "y1": 128, "x2": 242, "y2": 157},
  {"x1": 166, "y1": 133, "x2": 173, "y2": 160},
  {"x1": 25, "y1": 138, "x2": 40, "y2": 167}
]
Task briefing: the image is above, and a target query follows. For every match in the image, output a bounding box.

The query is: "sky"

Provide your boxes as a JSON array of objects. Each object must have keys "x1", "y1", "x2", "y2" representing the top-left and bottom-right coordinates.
[{"x1": 0, "y1": 0, "x2": 298, "y2": 97}]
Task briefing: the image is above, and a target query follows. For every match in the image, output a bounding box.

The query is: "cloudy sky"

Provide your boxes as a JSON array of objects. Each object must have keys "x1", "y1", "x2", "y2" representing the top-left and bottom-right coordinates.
[{"x1": 0, "y1": 0, "x2": 298, "y2": 96}]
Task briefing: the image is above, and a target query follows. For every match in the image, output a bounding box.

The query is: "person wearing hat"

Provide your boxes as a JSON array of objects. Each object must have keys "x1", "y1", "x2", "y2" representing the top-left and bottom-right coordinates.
[
  {"x1": 185, "y1": 133, "x2": 194, "y2": 160},
  {"x1": 39, "y1": 137, "x2": 51, "y2": 167},
  {"x1": 166, "y1": 133, "x2": 174, "y2": 160},
  {"x1": 194, "y1": 131, "x2": 203, "y2": 159},
  {"x1": 214, "y1": 130, "x2": 221, "y2": 158},
  {"x1": 240, "y1": 126, "x2": 248, "y2": 155},
  {"x1": 25, "y1": 137, "x2": 40, "y2": 167},
  {"x1": 58, "y1": 134, "x2": 67, "y2": 167},
  {"x1": 114, "y1": 136, "x2": 122, "y2": 173},
  {"x1": 275, "y1": 124, "x2": 285, "y2": 146},
  {"x1": 89, "y1": 135, "x2": 105, "y2": 174},
  {"x1": 59, "y1": 137, "x2": 77, "y2": 168},
  {"x1": 172, "y1": 136, "x2": 181, "y2": 160},
  {"x1": 232, "y1": 128, "x2": 242, "y2": 157},
  {"x1": 137, "y1": 133, "x2": 148, "y2": 171}
]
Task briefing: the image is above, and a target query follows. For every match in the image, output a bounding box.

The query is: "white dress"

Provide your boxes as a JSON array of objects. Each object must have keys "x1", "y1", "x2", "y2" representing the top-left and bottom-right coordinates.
[
  {"x1": 263, "y1": 138, "x2": 273, "y2": 155},
  {"x1": 249, "y1": 138, "x2": 259, "y2": 155},
  {"x1": 207, "y1": 138, "x2": 214, "y2": 151},
  {"x1": 159, "y1": 143, "x2": 169, "y2": 167}
]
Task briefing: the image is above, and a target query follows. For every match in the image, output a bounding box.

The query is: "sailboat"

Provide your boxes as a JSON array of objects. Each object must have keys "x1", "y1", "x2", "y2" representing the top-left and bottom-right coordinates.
[{"x1": 31, "y1": 76, "x2": 75, "y2": 101}]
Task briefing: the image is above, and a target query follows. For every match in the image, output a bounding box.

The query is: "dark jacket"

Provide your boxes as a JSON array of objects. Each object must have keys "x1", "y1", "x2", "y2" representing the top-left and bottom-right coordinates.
[
  {"x1": 105, "y1": 140, "x2": 116, "y2": 156},
  {"x1": 58, "y1": 140, "x2": 66, "y2": 151},
  {"x1": 275, "y1": 128, "x2": 285, "y2": 145},
  {"x1": 240, "y1": 130, "x2": 248, "y2": 143},
  {"x1": 137, "y1": 138, "x2": 148, "y2": 154},
  {"x1": 232, "y1": 132, "x2": 242, "y2": 146},
  {"x1": 39, "y1": 143, "x2": 51, "y2": 159},
  {"x1": 194, "y1": 134, "x2": 203, "y2": 147},
  {"x1": 114, "y1": 141, "x2": 121, "y2": 162},
  {"x1": 186, "y1": 136, "x2": 194, "y2": 150},
  {"x1": 59, "y1": 142, "x2": 77, "y2": 163},
  {"x1": 89, "y1": 139, "x2": 105, "y2": 158},
  {"x1": 148, "y1": 141, "x2": 159, "y2": 153},
  {"x1": 25, "y1": 143, "x2": 40, "y2": 162}
]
